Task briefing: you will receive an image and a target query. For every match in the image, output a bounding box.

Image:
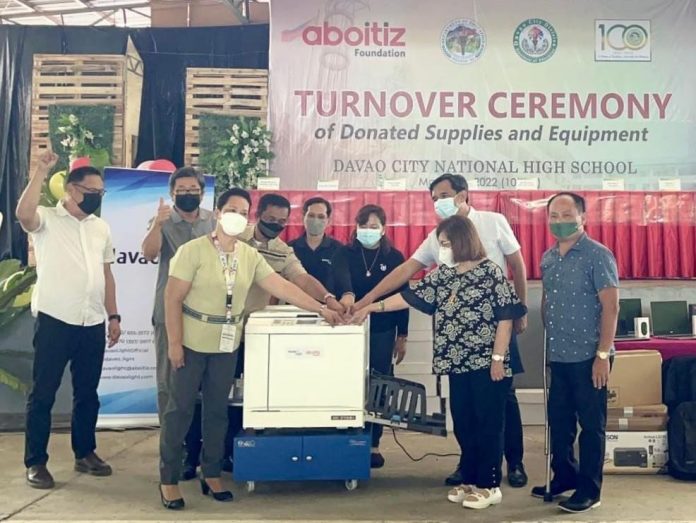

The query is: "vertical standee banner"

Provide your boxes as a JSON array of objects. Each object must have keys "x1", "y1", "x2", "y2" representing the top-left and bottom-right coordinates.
[
  {"x1": 98, "y1": 168, "x2": 213, "y2": 427},
  {"x1": 269, "y1": 0, "x2": 696, "y2": 191}
]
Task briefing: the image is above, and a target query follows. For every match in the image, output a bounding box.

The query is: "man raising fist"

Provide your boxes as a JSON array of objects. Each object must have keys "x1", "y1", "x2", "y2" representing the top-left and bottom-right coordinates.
[
  {"x1": 141, "y1": 166, "x2": 214, "y2": 480},
  {"x1": 17, "y1": 146, "x2": 121, "y2": 489}
]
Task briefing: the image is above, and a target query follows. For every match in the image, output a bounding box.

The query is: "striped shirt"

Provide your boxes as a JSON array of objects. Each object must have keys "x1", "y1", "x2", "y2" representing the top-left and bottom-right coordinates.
[{"x1": 238, "y1": 224, "x2": 307, "y2": 315}]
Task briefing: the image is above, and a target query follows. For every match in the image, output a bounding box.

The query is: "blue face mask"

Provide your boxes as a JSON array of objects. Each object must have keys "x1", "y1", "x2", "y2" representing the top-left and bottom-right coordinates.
[
  {"x1": 434, "y1": 197, "x2": 458, "y2": 219},
  {"x1": 356, "y1": 228, "x2": 382, "y2": 248}
]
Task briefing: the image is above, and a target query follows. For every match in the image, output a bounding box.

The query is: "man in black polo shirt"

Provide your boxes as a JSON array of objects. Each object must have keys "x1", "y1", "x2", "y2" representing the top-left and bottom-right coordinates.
[{"x1": 289, "y1": 196, "x2": 352, "y2": 305}]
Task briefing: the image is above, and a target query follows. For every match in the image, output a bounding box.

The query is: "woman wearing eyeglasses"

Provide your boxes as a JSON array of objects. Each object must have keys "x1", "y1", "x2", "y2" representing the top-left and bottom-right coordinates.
[
  {"x1": 352, "y1": 215, "x2": 527, "y2": 510},
  {"x1": 159, "y1": 187, "x2": 344, "y2": 510},
  {"x1": 336, "y1": 204, "x2": 409, "y2": 469}
]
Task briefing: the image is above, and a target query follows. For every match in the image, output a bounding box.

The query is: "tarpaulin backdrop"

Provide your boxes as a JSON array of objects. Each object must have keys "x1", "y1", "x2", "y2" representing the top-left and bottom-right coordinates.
[
  {"x1": 269, "y1": 0, "x2": 696, "y2": 191},
  {"x1": 0, "y1": 24, "x2": 269, "y2": 261}
]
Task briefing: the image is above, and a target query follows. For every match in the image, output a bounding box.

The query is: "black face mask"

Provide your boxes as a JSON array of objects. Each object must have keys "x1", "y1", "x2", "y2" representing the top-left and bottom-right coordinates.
[
  {"x1": 175, "y1": 194, "x2": 201, "y2": 213},
  {"x1": 78, "y1": 193, "x2": 102, "y2": 215},
  {"x1": 258, "y1": 220, "x2": 285, "y2": 239}
]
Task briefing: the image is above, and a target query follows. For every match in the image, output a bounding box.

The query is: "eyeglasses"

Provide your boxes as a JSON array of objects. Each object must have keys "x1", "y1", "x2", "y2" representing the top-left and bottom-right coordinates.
[
  {"x1": 174, "y1": 189, "x2": 202, "y2": 196},
  {"x1": 74, "y1": 183, "x2": 106, "y2": 197}
]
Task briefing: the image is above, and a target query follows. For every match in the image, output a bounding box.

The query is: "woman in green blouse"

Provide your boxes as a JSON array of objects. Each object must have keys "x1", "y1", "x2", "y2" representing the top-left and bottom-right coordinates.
[{"x1": 159, "y1": 187, "x2": 342, "y2": 510}]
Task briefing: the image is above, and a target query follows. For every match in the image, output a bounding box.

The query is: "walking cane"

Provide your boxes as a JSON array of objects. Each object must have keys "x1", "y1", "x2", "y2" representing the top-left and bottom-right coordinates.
[{"x1": 542, "y1": 331, "x2": 553, "y2": 502}]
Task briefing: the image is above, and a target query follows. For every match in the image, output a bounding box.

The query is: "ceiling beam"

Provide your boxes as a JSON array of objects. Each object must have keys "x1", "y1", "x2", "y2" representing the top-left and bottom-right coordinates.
[
  {"x1": 2, "y1": 1, "x2": 149, "y2": 21},
  {"x1": 90, "y1": 9, "x2": 117, "y2": 26},
  {"x1": 126, "y1": 7, "x2": 150, "y2": 18},
  {"x1": 222, "y1": 0, "x2": 249, "y2": 24},
  {"x1": 6, "y1": 0, "x2": 58, "y2": 24}
]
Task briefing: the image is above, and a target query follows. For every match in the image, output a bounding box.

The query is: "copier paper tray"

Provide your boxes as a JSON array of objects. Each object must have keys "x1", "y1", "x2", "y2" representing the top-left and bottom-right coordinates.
[{"x1": 366, "y1": 373, "x2": 447, "y2": 437}]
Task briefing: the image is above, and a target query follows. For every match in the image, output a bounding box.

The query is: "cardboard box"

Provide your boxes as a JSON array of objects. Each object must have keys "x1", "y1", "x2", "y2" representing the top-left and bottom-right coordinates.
[
  {"x1": 607, "y1": 404, "x2": 668, "y2": 418},
  {"x1": 606, "y1": 415, "x2": 668, "y2": 432},
  {"x1": 607, "y1": 350, "x2": 662, "y2": 408},
  {"x1": 604, "y1": 431, "x2": 668, "y2": 474}
]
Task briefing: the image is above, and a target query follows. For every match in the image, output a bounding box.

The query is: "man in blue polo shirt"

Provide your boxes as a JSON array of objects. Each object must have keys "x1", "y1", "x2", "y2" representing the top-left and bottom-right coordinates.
[{"x1": 532, "y1": 192, "x2": 619, "y2": 514}]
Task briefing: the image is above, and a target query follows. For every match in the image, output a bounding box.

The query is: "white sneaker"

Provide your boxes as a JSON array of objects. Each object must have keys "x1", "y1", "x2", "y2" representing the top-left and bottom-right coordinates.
[
  {"x1": 447, "y1": 484, "x2": 474, "y2": 503},
  {"x1": 461, "y1": 487, "x2": 503, "y2": 510}
]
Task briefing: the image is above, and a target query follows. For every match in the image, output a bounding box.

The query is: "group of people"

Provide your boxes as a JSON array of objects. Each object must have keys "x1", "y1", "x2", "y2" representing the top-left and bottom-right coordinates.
[{"x1": 16, "y1": 148, "x2": 619, "y2": 515}]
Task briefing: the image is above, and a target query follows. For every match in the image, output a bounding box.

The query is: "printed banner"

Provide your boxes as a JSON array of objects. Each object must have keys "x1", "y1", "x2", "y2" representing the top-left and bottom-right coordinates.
[
  {"x1": 269, "y1": 0, "x2": 696, "y2": 191},
  {"x1": 98, "y1": 168, "x2": 213, "y2": 427}
]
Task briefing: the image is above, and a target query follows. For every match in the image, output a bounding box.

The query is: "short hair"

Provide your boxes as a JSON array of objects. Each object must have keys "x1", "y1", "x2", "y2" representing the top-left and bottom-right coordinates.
[
  {"x1": 547, "y1": 192, "x2": 586, "y2": 213},
  {"x1": 303, "y1": 196, "x2": 332, "y2": 217},
  {"x1": 257, "y1": 193, "x2": 291, "y2": 217},
  {"x1": 436, "y1": 215, "x2": 486, "y2": 263},
  {"x1": 353, "y1": 203, "x2": 392, "y2": 253},
  {"x1": 429, "y1": 173, "x2": 468, "y2": 194},
  {"x1": 169, "y1": 166, "x2": 205, "y2": 191},
  {"x1": 66, "y1": 166, "x2": 102, "y2": 184},
  {"x1": 216, "y1": 187, "x2": 251, "y2": 210}
]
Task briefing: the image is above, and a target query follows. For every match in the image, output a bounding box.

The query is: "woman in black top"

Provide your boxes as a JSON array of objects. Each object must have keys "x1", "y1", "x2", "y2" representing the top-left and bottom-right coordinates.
[
  {"x1": 353, "y1": 215, "x2": 526, "y2": 511},
  {"x1": 336, "y1": 204, "x2": 409, "y2": 469}
]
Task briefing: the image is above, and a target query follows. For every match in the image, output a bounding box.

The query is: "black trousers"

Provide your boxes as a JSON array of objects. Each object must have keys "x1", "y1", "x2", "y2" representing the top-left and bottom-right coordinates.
[
  {"x1": 505, "y1": 386, "x2": 524, "y2": 467},
  {"x1": 367, "y1": 328, "x2": 397, "y2": 449},
  {"x1": 449, "y1": 369, "x2": 511, "y2": 488},
  {"x1": 549, "y1": 358, "x2": 608, "y2": 499},
  {"x1": 24, "y1": 313, "x2": 106, "y2": 468}
]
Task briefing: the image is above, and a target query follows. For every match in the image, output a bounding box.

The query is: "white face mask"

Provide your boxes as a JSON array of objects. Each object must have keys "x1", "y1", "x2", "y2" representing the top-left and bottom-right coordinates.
[
  {"x1": 219, "y1": 212, "x2": 248, "y2": 237},
  {"x1": 438, "y1": 246, "x2": 457, "y2": 268}
]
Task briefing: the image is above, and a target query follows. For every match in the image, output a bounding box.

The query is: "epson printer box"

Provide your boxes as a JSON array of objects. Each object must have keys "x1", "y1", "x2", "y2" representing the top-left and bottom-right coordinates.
[{"x1": 604, "y1": 431, "x2": 668, "y2": 474}]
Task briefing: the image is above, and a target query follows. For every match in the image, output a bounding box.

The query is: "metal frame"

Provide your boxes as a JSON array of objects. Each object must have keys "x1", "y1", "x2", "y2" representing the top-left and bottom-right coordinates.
[
  {"x1": 0, "y1": 0, "x2": 268, "y2": 26},
  {"x1": 0, "y1": 0, "x2": 150, "y2": 25}
]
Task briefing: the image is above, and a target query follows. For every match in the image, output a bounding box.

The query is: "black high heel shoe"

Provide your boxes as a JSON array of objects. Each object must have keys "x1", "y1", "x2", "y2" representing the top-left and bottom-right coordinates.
[
  {"x1": 200, "y1": 477, "x2": 234, "y2": 502},
  {"x1": 159, "y1": 484, "x2": 185, "y2": 510}
]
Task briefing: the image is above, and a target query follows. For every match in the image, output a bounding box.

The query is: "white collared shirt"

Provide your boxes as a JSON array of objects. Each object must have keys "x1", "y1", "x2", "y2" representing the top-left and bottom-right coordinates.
[
  {"x1": 411, "y1": 207, "x2": 521, "y2": 271},
  {"x1": 26, "y1": 202, "x2": 115, "y2": 326}
]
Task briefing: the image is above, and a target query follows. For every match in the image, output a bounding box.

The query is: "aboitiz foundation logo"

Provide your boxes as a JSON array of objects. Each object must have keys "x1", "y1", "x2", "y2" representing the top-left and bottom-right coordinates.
[
  {"x1": 514, "y1": 18, "x2": 558, "y2": 63},
  {"x1": 441, "y1": 19, "x2": 486, "y2": 64}
]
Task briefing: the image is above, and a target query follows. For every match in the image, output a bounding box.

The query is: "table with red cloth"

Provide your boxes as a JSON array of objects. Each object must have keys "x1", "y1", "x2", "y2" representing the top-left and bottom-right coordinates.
[{"x1": 615, "y1": 337, "x2": 696, "y2": 361}]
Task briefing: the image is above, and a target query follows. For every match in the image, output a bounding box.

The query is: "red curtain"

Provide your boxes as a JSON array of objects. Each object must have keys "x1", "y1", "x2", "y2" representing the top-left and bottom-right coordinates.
[{"x1": 250, "y1": 190, "x2": 696, "y2": 280}]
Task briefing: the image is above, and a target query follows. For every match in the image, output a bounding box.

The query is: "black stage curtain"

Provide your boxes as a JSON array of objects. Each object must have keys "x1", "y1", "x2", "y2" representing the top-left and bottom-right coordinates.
[{"x1": 0, "y1": 24, "x2": 269, "y2": 261}]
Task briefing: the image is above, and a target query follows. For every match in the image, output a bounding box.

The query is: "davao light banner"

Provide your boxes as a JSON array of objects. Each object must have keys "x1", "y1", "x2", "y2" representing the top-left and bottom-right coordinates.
[
  {"x1": 269, "y1": 0, "x2": 696, "y2": 190},
  {"x1": 98, "y1": 168, "x2": 213, "y2": 427}
]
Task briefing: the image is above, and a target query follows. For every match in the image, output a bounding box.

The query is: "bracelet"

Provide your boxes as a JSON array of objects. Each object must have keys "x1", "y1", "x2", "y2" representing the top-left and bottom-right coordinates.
[
  {"x1": 341, "y1": 292, "x2": 355, "y2": 298},
  {"x1": 108, "y1": 314, "x2": 121, "y2": 323},
  {"x1": 379, "y1": 300, "x2": 386, "y2": 312},
  {"x1": 323, "y1": 293, "x2": 336, "y2": 302}
]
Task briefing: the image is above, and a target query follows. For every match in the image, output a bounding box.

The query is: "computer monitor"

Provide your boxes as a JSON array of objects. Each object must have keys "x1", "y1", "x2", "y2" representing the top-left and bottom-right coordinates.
[
  {"x1": 650, "y1": 300, "x2": 690, "y2": 335},
  {"x1": 616, "y1": 298, "x2": 642, "y2": 335}
]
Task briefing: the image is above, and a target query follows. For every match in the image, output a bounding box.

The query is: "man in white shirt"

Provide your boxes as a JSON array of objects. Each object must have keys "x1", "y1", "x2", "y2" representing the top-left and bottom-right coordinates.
[
  {"x1": 354, "y1": 173, "x2": 529, "y2": 488},
  {"x1": 16, "y1": 149, "x2": 121, "y2": 490}
]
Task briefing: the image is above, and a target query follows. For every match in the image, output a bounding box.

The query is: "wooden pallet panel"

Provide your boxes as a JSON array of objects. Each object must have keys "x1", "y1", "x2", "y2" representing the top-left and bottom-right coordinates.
[
  {"x1": 184, "y1": 67, "x2": 268, "y2": 168},
  {"x1": 30, "y1": 54, "x2": 126, "y2": 173}
]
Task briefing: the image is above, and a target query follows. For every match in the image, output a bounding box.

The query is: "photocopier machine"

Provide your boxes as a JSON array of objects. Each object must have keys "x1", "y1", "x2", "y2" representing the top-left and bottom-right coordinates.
[{"x1": 232, "y1": 305, "x2": 446, "y2": 492}]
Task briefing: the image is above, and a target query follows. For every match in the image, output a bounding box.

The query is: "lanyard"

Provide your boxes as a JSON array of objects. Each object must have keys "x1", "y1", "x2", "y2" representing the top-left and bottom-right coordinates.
[{"x1": 211, "y1": 233, "x2": 239, "y2": 322}]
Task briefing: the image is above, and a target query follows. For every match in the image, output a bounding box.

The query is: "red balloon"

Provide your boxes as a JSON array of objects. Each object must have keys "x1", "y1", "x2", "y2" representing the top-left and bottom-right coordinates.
[
  {"x1": 149, "y1": 159, "x2": 177, "y2": 173},
  {"x1": 70, "y1": 157, "x2": 91, "y2": 171},
  {"x1": 137, "y1": 160, "x2": 154, "y2": 170}
]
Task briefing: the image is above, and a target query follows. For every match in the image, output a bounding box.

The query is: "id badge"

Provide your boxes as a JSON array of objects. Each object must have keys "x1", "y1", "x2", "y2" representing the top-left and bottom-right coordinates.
[{"x1": 219, "y1": 323, "x2": 237, "y2": 353}]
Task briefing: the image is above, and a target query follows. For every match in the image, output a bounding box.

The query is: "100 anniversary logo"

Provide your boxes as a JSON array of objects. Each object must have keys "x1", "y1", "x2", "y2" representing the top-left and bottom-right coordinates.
[
  {"x1": 441, "y1": 19, "x2": 486, "y2": 64},
  {"x1": 514, "y1": 18, "x2": 558, "y2": 63}
]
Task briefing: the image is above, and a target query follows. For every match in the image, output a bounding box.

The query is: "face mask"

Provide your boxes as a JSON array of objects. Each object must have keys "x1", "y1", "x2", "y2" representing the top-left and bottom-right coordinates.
[
  {"x1": 219, "y1": 212, "x2": 248, "y2": 237},
  {"x1": 434, "y1": 197, "x2": 458, "y2": 219},
  {"x1": 78, "y1": 193, "x2": 102, "y2": 215},
  {"x1": 304, "y1": 216, "x2": 327, "y2": 236},
  {"x1": 258, "y1": 220, "x2": 285, "y2": 239},
  {"x1": 356, "y1": 228, "x2": 382, "y2": 248},
  {"x1": 175, "y1": 194, "x2": 201, "y2": 213},
  {"x1": 438, "y1": 246, "x2": 458, "y2": 268},
  {"x1": 550, "y1": 221, "x2": 580, "y2": 239}
]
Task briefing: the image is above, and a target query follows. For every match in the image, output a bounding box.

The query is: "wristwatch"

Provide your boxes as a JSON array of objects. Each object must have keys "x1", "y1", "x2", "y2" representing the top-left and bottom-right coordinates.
[
  {"x1": 492, "y1": 353, "x2": 505, "y2": 362},
  {"x1": 108, "y1": 314, "x2": 121, "y2": 323},
  {"x1": 596, "y1": 350, "x2": 610, "y2": 360}
]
